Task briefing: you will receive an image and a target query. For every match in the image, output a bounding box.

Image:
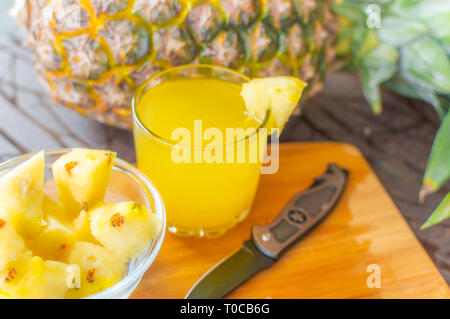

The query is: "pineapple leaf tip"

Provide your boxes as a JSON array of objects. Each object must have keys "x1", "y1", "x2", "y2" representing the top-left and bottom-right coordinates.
[{"x1": 421, "y1": 193, "x2": 450, "y2": 229}]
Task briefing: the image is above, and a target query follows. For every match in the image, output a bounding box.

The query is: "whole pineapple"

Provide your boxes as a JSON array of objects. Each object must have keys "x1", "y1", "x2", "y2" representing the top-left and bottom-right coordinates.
[
  {"x1": 10, "y1": 0, "x2": 450, "y2": 221},
  {"x1": 11, "y1": 0, "x2": 339, "y2": 128}
]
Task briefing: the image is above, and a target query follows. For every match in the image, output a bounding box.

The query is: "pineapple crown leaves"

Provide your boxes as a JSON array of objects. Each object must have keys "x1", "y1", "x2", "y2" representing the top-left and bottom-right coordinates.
[
  {"x1": 334, "y1": 0, "x2": 450, "y2": 226},
  {"x1": 333, "y1": 0, "x2": 450, "y2": 228},
  {"x1": 333, "y1": 0, "x2": 450, "y2": 113},
  {"x1": 420, "y1": 110, "x2": 450, "y2": 200}
]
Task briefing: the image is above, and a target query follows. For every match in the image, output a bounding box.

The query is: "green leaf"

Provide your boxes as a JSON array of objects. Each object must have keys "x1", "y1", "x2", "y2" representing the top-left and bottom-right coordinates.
[
  {"x1": 361, "y1": 43, "x2": 398, "y2": 68},
  {"x1": 416, "y1": 91, "x2": 449, "y2": 119},
  {"x1": 377, "y1": 16, "x2": 428, "y2": 47},
  {"x1": 421, "y1": 111, "x2": 450, "y2": 197},
  {"x1": 354, "y1": 29, "x2": 379, "y2": 63},
  {"x1": 440, "y1": 95, "x2": 450, "y2": 113},
  {"x1": 423, "y1": 12, "x2": 450, "y2": 55},
  {"x1": 360, "y1": 69, "x2": 382, "y2": 113},
  {"x1": 390, "y1": 0, "x2": 450, "y2": 20},
  {"x1": 389, "y1": 1, "x2": 450, "y2": 54},
  {"x1": 400, "y1": 37, "x2": 450, "y2": 94},
  {"x1": 383, "y1": 77, "x2": 421, "y2": 99},
  {"x1": 331, "y1": 3, "x2": 367, "y2": 25},
  {"x1": 359, "y1": 44, "x2": 398, "y2": 113},
  {"x1": 389, "y1": 0, "x2": 450, "y2": 54},
  {"x1": 421, "y1": 192, "x2": 450, "y2": 229}
]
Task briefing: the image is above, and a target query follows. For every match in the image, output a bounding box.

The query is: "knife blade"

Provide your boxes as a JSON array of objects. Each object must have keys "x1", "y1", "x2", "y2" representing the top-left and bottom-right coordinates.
[{"x1": 185, "y1": 163, "x2": 348, "y2": 299}]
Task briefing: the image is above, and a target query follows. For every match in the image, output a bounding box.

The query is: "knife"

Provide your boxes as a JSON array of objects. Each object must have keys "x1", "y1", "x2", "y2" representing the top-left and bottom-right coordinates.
[{"x1": 185, "y1": 163, "x2": 348, "y2": 299}]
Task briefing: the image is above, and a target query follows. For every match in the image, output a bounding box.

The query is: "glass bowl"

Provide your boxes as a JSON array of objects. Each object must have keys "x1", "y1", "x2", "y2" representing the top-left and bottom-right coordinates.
[{"x1": 0, "y1": 150, "x2": 166, "y2": 299}]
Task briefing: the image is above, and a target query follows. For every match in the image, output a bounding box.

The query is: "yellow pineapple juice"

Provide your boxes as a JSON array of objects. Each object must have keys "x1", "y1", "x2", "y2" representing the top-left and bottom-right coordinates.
[{"x1": 133, "y1": 65, "x2": 266, "y2": 237}]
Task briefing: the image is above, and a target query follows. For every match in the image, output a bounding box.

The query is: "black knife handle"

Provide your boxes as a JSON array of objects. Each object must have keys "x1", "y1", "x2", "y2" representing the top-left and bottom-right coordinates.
[{"x1": 251, "y1": 163, "x2": 348, "y2": 260}]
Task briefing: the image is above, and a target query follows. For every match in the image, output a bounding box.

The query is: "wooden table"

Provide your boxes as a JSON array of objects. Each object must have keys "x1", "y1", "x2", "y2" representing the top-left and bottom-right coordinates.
[{"x1": 0, "y1": 36, "x2": 449, "y2": 286}]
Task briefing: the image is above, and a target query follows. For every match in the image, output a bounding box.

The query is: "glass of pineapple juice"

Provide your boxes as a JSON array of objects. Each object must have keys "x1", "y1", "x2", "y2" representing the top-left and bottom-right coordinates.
[{"x1": 132, "y1": 65, "x2": 268, "y2": 238}]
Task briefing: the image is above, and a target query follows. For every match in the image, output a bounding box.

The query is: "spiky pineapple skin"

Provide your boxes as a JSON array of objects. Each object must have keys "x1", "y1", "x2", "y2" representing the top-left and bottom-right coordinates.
[{"x1": 14, "y1": 0, "x2": 338, "y2": 129}]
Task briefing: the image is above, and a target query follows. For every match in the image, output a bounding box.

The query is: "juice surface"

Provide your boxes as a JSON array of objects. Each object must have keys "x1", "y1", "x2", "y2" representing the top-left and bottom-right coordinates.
[
  {"x1": 134, "y1": 77, "x2": 264, "y2": 237},
  {"x1": 137, "y1": 78, "x2": 259, "y2": 141}
]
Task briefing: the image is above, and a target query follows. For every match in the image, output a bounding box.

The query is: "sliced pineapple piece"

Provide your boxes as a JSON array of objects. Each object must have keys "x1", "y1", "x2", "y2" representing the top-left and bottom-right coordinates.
[
  {"x1": 13, "y1": 256, "x2": 72, "y2": 299},
  {"x1": 25, "y1": 210, "x2": 76, "y2": 261},
  {"x1": 90, "y1": 202, "x2": 161, "y2": 262},
  {"x1": 73, "y1": 210, "x2": 101, "y2": 245},
  {"x1": 0, "y1": 210, "x2": 27, "y2": 272},
  {"x1": 0, "y1": 290, "x2": 11, "y2": 299},
  {"x1": 241, "y1": 76, "x2": 307, "y2": 131},
  {"x1": 0, "y1": 251, "x2": 34, "y2": 298},
  {"x1": 0, "y1": 151, "x2": 45, "y2": 237},
  {"x1": 1, "y1": 249, "x2": 76, "y2": 299},
  {"x1": 42, "y1": 193, "x2": 67, "y2": 222},
  {"x1": 65, "y1": 241, "x2": 126, "y2": 299},
  {"x1": 52, "y1": 149, "x2": 116, "y2": 218}
]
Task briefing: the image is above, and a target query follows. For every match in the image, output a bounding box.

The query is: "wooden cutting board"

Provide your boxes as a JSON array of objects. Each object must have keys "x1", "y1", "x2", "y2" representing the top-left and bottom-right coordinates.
[{"x1": 131, "y1": 142, "x2": 450, "y2": 299}]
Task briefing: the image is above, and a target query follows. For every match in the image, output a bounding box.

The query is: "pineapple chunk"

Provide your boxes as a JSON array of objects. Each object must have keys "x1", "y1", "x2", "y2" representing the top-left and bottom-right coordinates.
[
  {"x1": 0, "y1": 290, "x2": 11, "y2": 299},
  {"x1": 0, "y1": 251, "x2": 33, "y2": 298},
  {"x1": 0, "y1": 210, "x2": 27, "y2": 272},
  {"x1": 52, "y1": 149, "x2": 116, "y2": 218},
  {"x1": 0, "y1": 151, "x2": 45, "y2": 237},
  {"x1": 1, "y1": 252, "x2": 77, "y2": 299},
  {"x1": 73, "y1": 210, "x2": 100, "y2": 245},
  {"x1": 241, "y1": 76, "x2": 306, "y2": 131},
  {"x1": 25, "y1": 211, "x2": 76, "y2": 260},
  {"x1": 65, "y1": 241, "x2": 126, "y2": 299},
  {"x1": 13, "y1": 256, "x2": 72, "y2": 299},
  {"x1": 42, "y1": 193, "x2": 67, "y2": 222},
  {"x1": 90, "y1": 202, "x2": 161, "y2": 262}
]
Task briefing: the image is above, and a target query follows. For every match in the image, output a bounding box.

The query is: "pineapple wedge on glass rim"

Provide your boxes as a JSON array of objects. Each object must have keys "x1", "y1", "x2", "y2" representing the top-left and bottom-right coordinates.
[
  {"x1": 52, "y1": 148, "x2": 116, "y2": 219},
  {"x1": 241, "y1": 76, "x2": 307, "y2": 131}
]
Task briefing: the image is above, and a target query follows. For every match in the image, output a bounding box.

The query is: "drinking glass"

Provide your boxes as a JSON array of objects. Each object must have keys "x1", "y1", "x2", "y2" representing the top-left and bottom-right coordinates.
[{"x1": 133, "y1": 65, "x2": 267, "y2": 238}]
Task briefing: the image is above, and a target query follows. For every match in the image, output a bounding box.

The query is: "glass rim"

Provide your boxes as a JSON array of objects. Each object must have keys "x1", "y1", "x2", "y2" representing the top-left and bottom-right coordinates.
[
  {"x1": 0, "y1": 149, "x2": 166, "y2": 299},
  {"x1": 131, "y1": 64, "x2": 269, "y2": 150}
]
